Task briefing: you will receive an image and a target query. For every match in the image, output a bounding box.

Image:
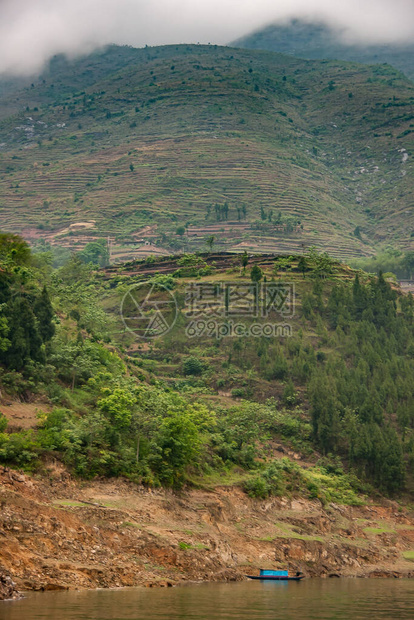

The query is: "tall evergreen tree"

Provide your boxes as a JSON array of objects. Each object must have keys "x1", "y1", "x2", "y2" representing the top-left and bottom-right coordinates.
[
  {"x1": 34, "y1": 286, "x2": 55, "y2": 343},
  {"x1": 2, "y1": 298, "x2": 43, "y2": 369}
]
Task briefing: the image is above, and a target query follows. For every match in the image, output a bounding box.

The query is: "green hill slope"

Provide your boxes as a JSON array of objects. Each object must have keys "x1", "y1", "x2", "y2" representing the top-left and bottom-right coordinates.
[
  {"x1": 1, "y1": 241, "x2": 414, "y2": 497},
  {"x1": 2, "y1": 242, "x2": 414, "y2": 588},
  {"x1": 234, "y1": 19, "x2": 414, "y2": 81},
  {"x1": 0, "y1": 44, "x2": 413, "y2": 260}
]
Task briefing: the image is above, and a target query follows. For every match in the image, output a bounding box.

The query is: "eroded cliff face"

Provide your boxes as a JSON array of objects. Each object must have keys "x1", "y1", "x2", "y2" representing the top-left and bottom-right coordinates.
[{"x1": 1, "y1": 466, "x2": 413, "y2": 595}]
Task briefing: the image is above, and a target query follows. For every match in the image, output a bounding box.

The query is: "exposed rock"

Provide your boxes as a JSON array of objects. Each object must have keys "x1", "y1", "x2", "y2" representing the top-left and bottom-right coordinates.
[
  {"x1": 1, "y1": 468, "x2": 414, "y2": 594},
  {"x1": 0, "y1": 573, "x2": 21, "y2": 600}
]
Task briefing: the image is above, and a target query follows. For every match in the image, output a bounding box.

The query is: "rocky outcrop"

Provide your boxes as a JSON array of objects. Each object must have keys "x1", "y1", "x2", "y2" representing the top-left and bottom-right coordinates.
[
  {"x1": 0, "y1": 573, "x2": 21, "y2": 600},
  {"x1": 272, "y1": 537, "x2": 399, "y2": 577}
]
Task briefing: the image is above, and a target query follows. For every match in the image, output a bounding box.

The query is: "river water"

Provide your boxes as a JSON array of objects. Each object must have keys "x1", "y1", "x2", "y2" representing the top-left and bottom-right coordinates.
[{"x1": 1, "y1": 579, "x2": 414, "y2": 620}]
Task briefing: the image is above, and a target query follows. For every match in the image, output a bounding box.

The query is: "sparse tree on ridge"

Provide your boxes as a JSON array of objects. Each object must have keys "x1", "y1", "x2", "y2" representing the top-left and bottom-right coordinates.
[{"x1": 206, "y1": 235, "x2": 216, "y2": 252}]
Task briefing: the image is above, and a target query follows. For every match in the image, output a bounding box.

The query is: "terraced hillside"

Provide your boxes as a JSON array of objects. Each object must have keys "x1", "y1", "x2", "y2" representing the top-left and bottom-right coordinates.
[{"x1": 0, "y1": 44, "x2": 413, "y2": 259}]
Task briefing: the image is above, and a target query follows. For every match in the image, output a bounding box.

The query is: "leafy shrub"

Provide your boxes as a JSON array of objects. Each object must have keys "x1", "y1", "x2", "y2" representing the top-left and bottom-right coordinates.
[
  {"x1": 0, "y1": 431, "x2": 40, "y2": 469},
  {"x1": 244, "y1": 475, "x2": 270, "y2": 499},
  {"x1": 264, "y1": 356, "x2": 288, "y2": 380},
  {"x1": 183, "y1": 356, "x2": 204, "y2": 376},
  {"x1": 0, "y1": 413, "x2": 7, "y2": 433},
  {"x1": 244, "y1": 460, "x2": 291, "y2": 498},
  {"x1": 282, "y1": 381, "x2": 297, "y2": 407},
  {"x1": 231, "y1": 388, "x2": 246, "y2": 398},
  {"x1": 148, "y1": 411, "x2": 201, "y2": 487},
  {"x1": 149, "y1": 274, "x2": 176, "y2": 290}
]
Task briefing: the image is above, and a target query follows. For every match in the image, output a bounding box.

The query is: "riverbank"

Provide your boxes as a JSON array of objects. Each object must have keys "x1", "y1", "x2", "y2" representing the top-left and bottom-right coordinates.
[{"x1": 1, "y1": 466, "x2": 414, "y2": 596}]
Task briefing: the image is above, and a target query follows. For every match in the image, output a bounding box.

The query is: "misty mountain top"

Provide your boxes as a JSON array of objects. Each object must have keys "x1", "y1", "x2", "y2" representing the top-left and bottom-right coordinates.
[
  {"x1": 234, "y1": 18, "x2": 414, "y2": 81},
  {"x1": 0, "y1": 0, "x2": 414, "y2": 76}
]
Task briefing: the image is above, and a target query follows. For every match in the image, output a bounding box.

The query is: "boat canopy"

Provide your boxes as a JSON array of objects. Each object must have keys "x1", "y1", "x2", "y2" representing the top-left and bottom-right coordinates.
[{"x1": 259, "y1": 570, "x2": 288, "y2": 577}]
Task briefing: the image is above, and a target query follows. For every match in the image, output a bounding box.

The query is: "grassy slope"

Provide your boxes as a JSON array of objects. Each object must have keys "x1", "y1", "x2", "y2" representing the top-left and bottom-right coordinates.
[
  {"x1": 103, "y1": 254, "x2": 414, "y2": 498},
  {"x1": 0, "y1": 45, "x2": 413, "y2": 259},
  {"x1": 1, "y1": 250, "x2": 412, "y2": 494}
]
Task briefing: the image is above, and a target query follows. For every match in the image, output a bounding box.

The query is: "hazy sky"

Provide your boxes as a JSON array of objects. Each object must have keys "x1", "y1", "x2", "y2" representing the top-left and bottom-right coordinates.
[{"x1": 1, "y1": 0, "x2": 414, "y2": 75}]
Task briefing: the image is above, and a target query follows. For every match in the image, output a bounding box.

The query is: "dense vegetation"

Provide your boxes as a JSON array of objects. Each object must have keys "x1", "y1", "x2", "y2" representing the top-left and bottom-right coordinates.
[
  {"x1": 309, "y1": 272, "x2": 411, "y2": 493},
  {"x1": 0, "y1": 235, "x2": 413, "y2": 502},
  {"x1": 350, "y1": 250, "x2": 414, "y2": 280},
  {"x1": 0, "y1": 44, "x2": 413, "y2": 261}
]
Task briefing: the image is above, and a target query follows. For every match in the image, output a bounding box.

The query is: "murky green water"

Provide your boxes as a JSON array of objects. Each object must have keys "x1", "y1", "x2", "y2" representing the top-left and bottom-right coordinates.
[{"x1": 1, "y1": 579, "x2": 414, "y2": 620}]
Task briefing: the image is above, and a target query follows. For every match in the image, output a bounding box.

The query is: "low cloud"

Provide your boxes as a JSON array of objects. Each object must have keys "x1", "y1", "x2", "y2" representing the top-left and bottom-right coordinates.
[{"x1": 1, "y1": 0, "x2": 413, "y2": 75}]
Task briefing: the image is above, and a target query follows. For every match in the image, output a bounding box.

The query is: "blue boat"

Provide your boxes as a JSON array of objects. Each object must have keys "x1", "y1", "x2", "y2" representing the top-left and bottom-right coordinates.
[{"x1": 246, "y1": 569, "x2": 304, "y2": 581}]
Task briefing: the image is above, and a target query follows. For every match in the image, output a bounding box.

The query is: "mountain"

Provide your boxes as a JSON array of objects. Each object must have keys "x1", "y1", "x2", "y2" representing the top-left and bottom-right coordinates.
[
  {"x1": 233, "y1": 19, "x2": 414, "y2": 81},
  {"x1": 0, "y1": 44, "x2": 413, "y2": 261}
]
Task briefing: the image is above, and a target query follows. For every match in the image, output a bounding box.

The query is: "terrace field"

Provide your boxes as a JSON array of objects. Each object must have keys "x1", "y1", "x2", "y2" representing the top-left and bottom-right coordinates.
[{"x1": 0, "y1": 44, "x2": 413, "y2": 260}]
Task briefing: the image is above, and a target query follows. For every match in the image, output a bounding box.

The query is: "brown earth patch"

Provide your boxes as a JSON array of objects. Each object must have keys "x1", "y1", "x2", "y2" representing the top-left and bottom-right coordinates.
[{"x1": 0, "y1": 402, "x2": 51, "y2": 430}]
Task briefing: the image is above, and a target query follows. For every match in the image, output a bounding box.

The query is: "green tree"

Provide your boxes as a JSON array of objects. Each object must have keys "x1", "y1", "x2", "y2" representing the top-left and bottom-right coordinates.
[
  {"x1": 34, "y1": 286, "x2": 55, "y2": 343},
  {"x1": 298, "y1": 256, "x2": 308, "y2": 277},
  {"x1": 183, "y1": 356, "x2": 204, "y2": 376},
  {"x1": 282, "y1": 380, "x2": 297, "y2": 407},
  {"x1": 308, "y1": 372, "x2": 340, "y2": 453},
  {"x1": 0, "y1": 413, "x2": 7, "y2": 433},
  {"x1": 0, "y1": 306, "x2": 10, "y2": 353},
  {"x1": 206, "y1": 235, "x2": 216, "y2": 252},
  {"x1": 0, "y1": 233, "x2": 31, "y2": 266},
  {"x1": 78, "y1": 240, "x2": 109, "y2": 267},
  {"x1": 149, "y1": 411, "x2": 201, "y2": 487},
  {"x1": 402, "y1": 252, "x2": 414, "y2": 279},
  {"x1": 98, "y1": 386, "x2": 135, "y2": 431},
  {"x1": 1, "y1": 298, "x2": 43, "y2": 370},
  {"x1": 250, "y1": 265, "x2": 263, "y2": 283},
  {"x1": 57, "y1": 255, "x2": 93, "y2": 285},
  {"x1": 241, "y1": 251, "x2": 249, "y2": 274}
]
